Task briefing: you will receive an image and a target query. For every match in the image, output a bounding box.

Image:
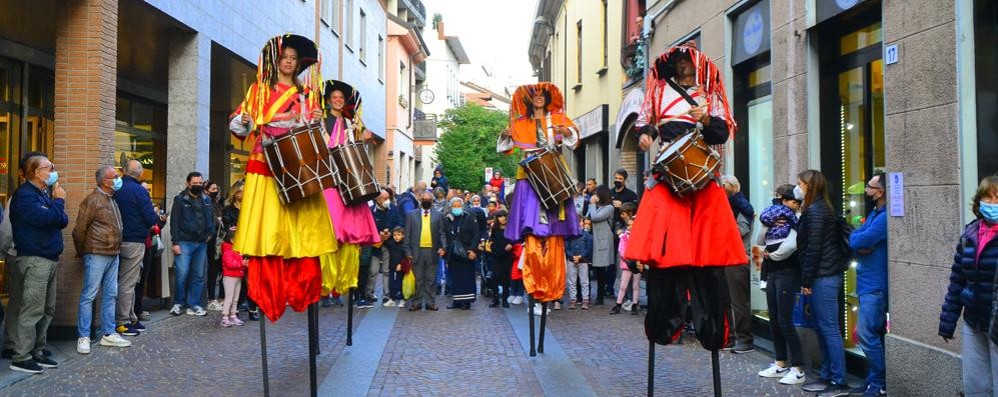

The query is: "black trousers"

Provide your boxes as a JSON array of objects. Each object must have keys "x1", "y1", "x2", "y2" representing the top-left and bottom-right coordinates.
[
  {"x1": 133, "y1": 245, "x2": 154, "y2": 314},
  {"x1": 645, "y1": 267, "x2": 731, "y2": 351},
  {"x1": 593, "y1": 266, "x2": 614, "y2": 299},
  {"x1": 766, "y1": 267, "x2": 804, "y2": 366},
  {"x1": 206, "y1": 240, "x2": 223, "y2": 300},
  {"x1": 491, "y1": 257, "x2": 512, "y2": 304}
]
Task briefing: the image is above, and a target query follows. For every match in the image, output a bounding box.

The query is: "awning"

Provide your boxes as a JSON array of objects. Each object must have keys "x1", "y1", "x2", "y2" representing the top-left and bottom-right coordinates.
[{"x1": 614, "y1": 87, "x2": 644, "y2": 148}]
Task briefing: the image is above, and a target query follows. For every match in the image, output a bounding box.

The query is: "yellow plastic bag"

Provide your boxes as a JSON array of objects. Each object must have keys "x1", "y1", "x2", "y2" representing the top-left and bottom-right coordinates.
[{"x1": 402, "y1": 270, "x2": 416, "y2": 300}]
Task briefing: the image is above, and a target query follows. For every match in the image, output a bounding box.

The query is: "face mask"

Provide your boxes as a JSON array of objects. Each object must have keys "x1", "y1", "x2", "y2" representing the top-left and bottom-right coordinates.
[
  {"x1": 112, "y1": 177, "x2": 123, "y2": 191},
  {"x1": 793, "y1": 185, "x2": 805, "y2": 201},
  {"x1": 190, "y1": 185, "x2": 204, "y2": 195},
  {"x1": 421, "y1": 200, "x2": 433, "y2": 210},
  {"x1": 208, "y1": 191, "x2": 219, "y2": 198},
  {"x1": 45, "y1": 170, "x2": 59, "y2": 187},
  {"x1": 981, "y1": 202, "x2": 998, "y2": 223},
  {"x1": 451, "y1": 208, "x2": 464, "y2": 216},
  {"x1": 379, "y1": 199, "x2": 390, "y2": 208},
  {"x1": 614, "y1": 181, "x2": 624, "y2": 189}
]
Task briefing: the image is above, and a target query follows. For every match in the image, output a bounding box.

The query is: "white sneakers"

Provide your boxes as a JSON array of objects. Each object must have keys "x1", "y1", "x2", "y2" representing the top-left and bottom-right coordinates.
[
  {"x1": 186, "y1": 306, "x2": 208, "y2": 316},
  {"x1": 758, "y1": 363, "x2": 789, "y2": 378},
  {"x1": 758, "y1": 363, "x2": 806, "y2": 385},
  {"x1": 507, "y1": 296, "x2": 525, "y2": 305},
  {"x1": 77, "y1": 337, "x2": 91, "y2": 354},
  {"x1": 207, "y1": 300, "x2": 223, "y2": 311},
  {"x1": 169, "y1": 304, "x2": 182, "y2": 316},
  {"x1": 778, "y1": 367, "x2": 806, "y2": 385},
  {"x1": 396, "y1": 300, "x2": 405, "y2": 308},
  {"x1": 622, "y1": 300, "x2": 634, "y2": 311},
  {"x1": 384, "y1": 299, "x2": 396, "y2": 307},
  {"x1": 100, "y1": 333, "x2": 132, "y2": 348}
]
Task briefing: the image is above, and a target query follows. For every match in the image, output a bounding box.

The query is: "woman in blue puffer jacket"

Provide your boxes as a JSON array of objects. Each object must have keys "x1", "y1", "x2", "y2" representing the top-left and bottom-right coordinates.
[{"x1": 940, "y1": 175, "x2": 998, "y2": 397}]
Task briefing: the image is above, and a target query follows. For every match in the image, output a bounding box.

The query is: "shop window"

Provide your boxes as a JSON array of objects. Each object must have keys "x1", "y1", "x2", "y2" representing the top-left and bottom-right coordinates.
[
  {"x1": 115, "y1": 95, "x2": 166, "y2": 204},
  {"x1": 975, "y1": 0, "x2": 998, "y2": 177},
  {"x1": 839, "y1": 22, "x2": 882, "y2": 55}
]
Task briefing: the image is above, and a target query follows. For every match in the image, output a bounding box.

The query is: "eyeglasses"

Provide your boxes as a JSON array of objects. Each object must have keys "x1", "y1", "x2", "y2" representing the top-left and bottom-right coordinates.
[{"x1": 865, "y1": 184, "x2": 883, "y2": 190}]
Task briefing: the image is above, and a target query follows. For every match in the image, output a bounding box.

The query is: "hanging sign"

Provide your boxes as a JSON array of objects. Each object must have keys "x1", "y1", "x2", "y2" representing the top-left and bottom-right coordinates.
[{"x1": 889, "y1": 172, "x2": 904, "y2": 217}]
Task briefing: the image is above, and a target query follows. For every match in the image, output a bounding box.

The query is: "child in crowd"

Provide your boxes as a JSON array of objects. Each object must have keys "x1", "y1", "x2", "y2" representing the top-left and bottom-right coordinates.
[
  {"x1": 565, "y1": 217, "x2": 593, "y2": 309},
  {"x1": 486, "y1": 210, "x2": 513, "y2": 308},
  {"x1": 611, "y1": 217, "x2": 640, "y2": 315},
  {"x1": 509, "y1": 242, "x2": 526, "y2": 305},
  {"x1": 616, "y1": 202, "x2": 639, "y2": 311},
  {"x1": 384, "y1": 227, "x2": 407, "y2": 307},
  {"x1": 220, "y1": 229, "x2": 246, "y2": 327}
]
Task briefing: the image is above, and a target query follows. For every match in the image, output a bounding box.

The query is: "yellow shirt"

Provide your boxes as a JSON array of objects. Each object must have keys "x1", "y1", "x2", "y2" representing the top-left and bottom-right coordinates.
[{"x1": 420, "y1": 210, "x2": 432, "y2": 248}]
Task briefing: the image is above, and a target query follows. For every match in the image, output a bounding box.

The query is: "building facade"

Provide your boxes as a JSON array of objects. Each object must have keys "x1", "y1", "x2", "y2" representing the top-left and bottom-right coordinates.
[
  {"x1": 601, "y1": 0, "x2": 994, "y2": 394},
  {"x1": 383, "y1": 0, "x2": 428, "y2": 191},
  {"x1": 0, "y1": 0, "x2": 392, "y2": 334}
]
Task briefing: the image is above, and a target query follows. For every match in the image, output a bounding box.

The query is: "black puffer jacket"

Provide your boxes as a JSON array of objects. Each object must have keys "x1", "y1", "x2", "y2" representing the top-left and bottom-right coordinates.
[{"x1": 796, "y1": 200, "x2": 849, "y2": 288}]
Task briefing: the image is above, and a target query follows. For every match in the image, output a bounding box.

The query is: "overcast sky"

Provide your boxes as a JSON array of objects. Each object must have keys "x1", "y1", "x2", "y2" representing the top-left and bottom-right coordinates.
[{"x1": 423, "y1": 0, "x2": 537, "y2": 88}]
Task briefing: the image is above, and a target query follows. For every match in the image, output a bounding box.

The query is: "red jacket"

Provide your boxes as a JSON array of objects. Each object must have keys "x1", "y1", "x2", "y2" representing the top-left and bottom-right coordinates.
[
  {"x1": 221, "y1": 242, "x2": 246, "y2": 277},
  {"x1": 510, "y1": 243, "x2": 523, "y2": 280}
]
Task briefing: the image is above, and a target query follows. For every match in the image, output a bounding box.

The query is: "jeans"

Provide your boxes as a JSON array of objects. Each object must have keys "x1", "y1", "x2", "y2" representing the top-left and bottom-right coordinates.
[
  {"x1": 962, "y1": 322, "x2": 998, "y2": 397},
  {"x1": 858, "y1": 291, "x2": 887, "y2": 390},
  {"x1": 765, "y1": 268, "x2": 804, "y2": 367},
  {"x1": 173, "y1": 241, "x2": 207, "y2": 308},
  {"x1": 811, "y1": 273, "x2": 846, "y2": 385},
  {"x1": 78, "y1": 254, "x2": 119, "y2": 338}
]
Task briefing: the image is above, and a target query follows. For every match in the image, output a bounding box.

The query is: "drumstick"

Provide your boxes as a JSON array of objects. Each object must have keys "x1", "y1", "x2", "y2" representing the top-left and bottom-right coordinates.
[{"x1": 654, "y1": 106, "x2": 704, "y2": 127}]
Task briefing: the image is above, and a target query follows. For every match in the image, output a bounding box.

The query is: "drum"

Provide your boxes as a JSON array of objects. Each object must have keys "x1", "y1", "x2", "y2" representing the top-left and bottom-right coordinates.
[
  {"x1": 519, "y1": 148, "x2": 577, "y2": 210},
  {"x1": 262, "y1": 123, "x2": 337, "y2": 204},
  {"x1": 652, "y1": 129, "x2": 721, "y2": 196},
  {"x1": 329, "y1": 141, "x2": 381, "y2": 206}
]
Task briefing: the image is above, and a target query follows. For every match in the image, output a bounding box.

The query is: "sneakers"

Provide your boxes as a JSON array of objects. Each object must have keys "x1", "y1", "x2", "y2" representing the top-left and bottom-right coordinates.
[
  {"x1": 816, "y1": 383, "x2": 852, "y2": 397},
  {"x1": 9, "y1": 359, "x2": 45, "y2": 374},
  {"x1": 553, "y1": 302, "x2": 562, "y2": 310},
  {"x1": 100, "y1": 333, "x2": 132, "y2": 348},
  {"x1": 320, "y1": 297, "x2": 334, "y2": 308},
  {"x1": 397, "y1": 300, "x2": 406, "y2": 308},
  {"x1": 802, "y1": 379, "x2": 832, "y2": 393},
  {"x1": 116, "y1": 323, "x2": 139, "y2": 336},
  {"x1": 568, "y1": 301, "x2": 577, "y2": 310},
  {"x1": 230, "y1": 315, "x2": 245, "y2": 326},
  {"x1": 861, "y1": 386, "x2": 887, "y2": 397},
  {"x1": 581, "y1": 300, "x2": 590, "y2": 310},
  {"x1": 32, "y1": 354, "x2": 58, "y2": 368},
  {"x1": 130, "y1": 321, "x2": 146, "y2": 333},
  {"x1": 355, "y1": 299, "x2": 370, "y2": 309},
  {"x1": 622, "y1": 300, "x2": 633, "y2": 311},
  {"x1": 207, "y1": 300, "x2": 223, "y2": 311},
  {"x1": 220, "y1": 317, "x2": 233, "y2": 328},
  {"x1": 731, "y1": 342, "x2": 756, "y2": 354},
  {"x1": 778, "y1": 367, "x2": 806, "y2": 385},
  {"x1": 758, "y1": 362, "x2": 788, "y2": 378},
  {"x1": 187, "y1": 306, "x2": 208, "y2": 316},
  {"x1": 169, "y1": 304, "x2": 183, "y2": 316},
  {"x1": 384, "y1": 299, "x2": 396, "y2": 307},
  {"x1": 77, "y1": 337, "x2": 91, "y2": 354},
  {"x1": 610, "y1": 304, "x2": 622, "y2": 314}
]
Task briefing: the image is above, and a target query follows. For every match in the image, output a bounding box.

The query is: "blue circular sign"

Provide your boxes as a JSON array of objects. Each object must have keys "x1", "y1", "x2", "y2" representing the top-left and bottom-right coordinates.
[
  {"x1": 742, "y1": 9, "x2": 764, "y2": 55},
  {"x1": 836, "y1": 0, "x2": 860, "y2": 9}
]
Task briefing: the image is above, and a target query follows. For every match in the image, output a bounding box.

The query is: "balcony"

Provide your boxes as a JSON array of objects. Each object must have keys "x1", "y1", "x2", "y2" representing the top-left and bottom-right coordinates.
[
  {"x1": 414, "y1": 113, "x2": 437, "y2": 141},
  {"x1": 399, "y1": 0, "x2": 426, "y2": 27}
]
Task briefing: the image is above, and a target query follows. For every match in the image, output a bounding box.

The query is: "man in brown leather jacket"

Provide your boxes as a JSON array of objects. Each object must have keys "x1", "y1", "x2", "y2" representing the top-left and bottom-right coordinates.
[{"x1": 71, "y1": 165, "x2": 131, "y2": 355}]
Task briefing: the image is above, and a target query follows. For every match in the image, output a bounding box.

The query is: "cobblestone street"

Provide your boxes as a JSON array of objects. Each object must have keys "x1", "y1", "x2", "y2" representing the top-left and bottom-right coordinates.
[{"x1": 0, "y1": 295, "x2": 812, "y2": 397}]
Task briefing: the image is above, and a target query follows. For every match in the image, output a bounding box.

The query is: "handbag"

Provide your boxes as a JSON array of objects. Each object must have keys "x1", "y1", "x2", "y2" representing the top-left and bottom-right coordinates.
[
  {"x1": 402, "y1": 269, "x2": 416, "y2": 299},
  {"x1": 447, "y1": 216, "x2": 470, "y2": 260},
  {"x1": 792, "y1": 292, "x2": 816, "y2": 329},
  {"x1": 152, "y1": 234, "x2": 165, "y2": 255}
]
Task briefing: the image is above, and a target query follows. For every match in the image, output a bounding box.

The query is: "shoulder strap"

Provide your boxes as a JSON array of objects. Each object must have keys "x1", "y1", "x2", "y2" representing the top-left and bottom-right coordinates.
[{"x1": 665, "y1": 78, "x2": 699, "y2": 107}]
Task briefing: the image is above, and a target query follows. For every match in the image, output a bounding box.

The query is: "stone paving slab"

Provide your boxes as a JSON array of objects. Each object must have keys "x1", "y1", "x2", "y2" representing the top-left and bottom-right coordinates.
[{"x1": 0, "y1": 305, "x2": 362, "y2": 397}]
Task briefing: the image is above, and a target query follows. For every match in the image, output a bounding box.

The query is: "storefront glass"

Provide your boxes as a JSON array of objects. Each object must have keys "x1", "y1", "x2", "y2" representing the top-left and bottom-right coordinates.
[
  {"x1": 115, "y1": 96, "x2": 167, "y2": 205},
  {"x1": 975, "y1": 0, "x2": 997, "y2": 177}
]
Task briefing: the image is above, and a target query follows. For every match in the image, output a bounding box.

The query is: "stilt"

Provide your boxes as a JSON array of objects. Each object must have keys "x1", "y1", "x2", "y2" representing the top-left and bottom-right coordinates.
[
  {"x1": 648, "y1": 340, "x2": 655, "y2": 397},
  {"x1": 346, "y1": 289, "x2": 354, "y2": 346},
  {"x1": 711, "y1": 349, "x2": 722, "y2": 397},
  {"x1": 259, "y1": 312, "x2": 271, "y2": 397},
  {"x1": 307, "y1": 303, "x2": 318, "y2": 397},
  {"x1": 528, "y1": 296, "x2": 536, "y2": 357},
  {"x1": 537, "y1": 301, "x2": 547, "y2": 354},
  {"x1": 312, "y1": 304, "x2": 320, "y2": 355}
]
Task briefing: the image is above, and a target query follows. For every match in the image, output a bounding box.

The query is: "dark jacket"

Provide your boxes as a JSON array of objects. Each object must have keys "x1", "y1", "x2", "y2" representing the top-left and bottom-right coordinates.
[
  {"x1": 72, "y1": 188, "x2": 123, "y2": 256},
  {"x1": 222, "y1": 204, "x2": 240, "y2": 230},
  {"x1": 940, "y1": 220, "x2": 998, "y2": 339},
  {"x1": 385, "y1": 238, "x2": 406, "y2": 269},
  {"x1": 115, "y1": 175, "x2": 160, "y2": 244},
  {"x1": 403, "y1": 208, "x2": 444, "y2": 257},
  {"x1": 797, "y1": 200, "x2": 849, "y2": 288},
  {"x1": 170, "y1": 190, "x2": 216, "y2": 244},
  {"x1": 371, "y1": 203, "x2": 402, "y2": 233},
  {"x1": 442, "y1": 211, "x2": 480, "y2": 262},
  {"x1": 10, "y1": 182, "x2": 69, "y2": 261},
  {"x1": 566, "y1": 230, "x2": 593, "y2": 263},
  {"x1": 396, "y1": 191, "x2": 419, "y2": 227},
  {"x1": 487, "y1": 226, "x2": 512, "y2": 261},
  {"x1": 469, "y1": 207, "x2": 488, "y2": 235},
  {"x1": 431, "y1": 175, "x2": 449, "y2": 192}
]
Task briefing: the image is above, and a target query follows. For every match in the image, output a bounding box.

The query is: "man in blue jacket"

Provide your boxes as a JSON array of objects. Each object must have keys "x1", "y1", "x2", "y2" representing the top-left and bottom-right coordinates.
[
  {"x1": 848, "y1": 172, "x2": 889, "y2": 397},
  {"x1": 6, "y1": 152, "x2": 68, "y2": 374},
  {"x1": 168, "y1": 172, "x2": 216, "y2": 317},
  {"x1": 114, "y1": 160, "x2": 162, "y2": 335}
]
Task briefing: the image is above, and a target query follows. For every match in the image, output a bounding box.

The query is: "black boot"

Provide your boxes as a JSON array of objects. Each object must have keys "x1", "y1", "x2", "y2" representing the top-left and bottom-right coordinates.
[
  {"x1": 610, "y1": 304, "x2": 621, "y2": 314},
  {"x1": 631, "y1": 304, "x2": 639, "y2": 315},
  {"x1": 595, "y1": 296, "x2": 604, "y2": 306},
  {"x1": 489, "y1": 299, "x2": 500, "y2": 308},
  {"x1": 248, "y1": 310, "x2": 260, "y2": 321}
]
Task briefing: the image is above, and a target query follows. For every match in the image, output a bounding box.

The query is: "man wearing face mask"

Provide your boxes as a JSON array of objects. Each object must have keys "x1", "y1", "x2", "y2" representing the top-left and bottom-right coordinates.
[
  {"x1": 367, "y1": 190, "x2": 402, "y2": 305},
  {"x1": 168, "y1": 172, "x2": 216, "y2": 317},
  {"x1": 847, "y1": 172, "x2": 889, "y2": 397},
  {"x1": 403, "y1": 191, "x2": 446, "y2": 311},
  {"x1": 6, "y1": 152, "x2": 68, "y2": 374},
  {"x1": 113, "y1": 160, "x2": 161, "y2": 336},
  {"x1": 72, "y1": 166, "x2": 132, "y2": 355}
]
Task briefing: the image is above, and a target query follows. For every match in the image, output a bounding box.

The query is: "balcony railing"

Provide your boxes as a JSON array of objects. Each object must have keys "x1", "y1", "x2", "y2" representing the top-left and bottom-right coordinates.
[
  {"x1": 414, "y1": 113, "x2": 437, "y2": 140},
  {"x1": 400, "y1": 0, "x2": 426, "y2": 27}
]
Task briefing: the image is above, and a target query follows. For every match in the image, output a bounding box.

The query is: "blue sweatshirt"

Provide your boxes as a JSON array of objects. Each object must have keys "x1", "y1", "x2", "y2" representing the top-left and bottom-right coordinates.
[
  {"x1": 10, "y1": 182, "x2": 69, "y2": 261},
  {"x1": 849, "y1": 205, "x2": 888, "y2": 295},
  {"x1": 115, "y1": 176, "x2": 160, "y2": 243}
]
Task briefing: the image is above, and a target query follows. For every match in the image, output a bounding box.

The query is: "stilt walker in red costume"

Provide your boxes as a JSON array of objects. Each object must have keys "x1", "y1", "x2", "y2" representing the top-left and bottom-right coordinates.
[
  {"x1": 624, "y1": 41, "x2": 747, "y2": 396},
  {"x1": 227, "y1": 34, "x2": 336, "y2": 323}
]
